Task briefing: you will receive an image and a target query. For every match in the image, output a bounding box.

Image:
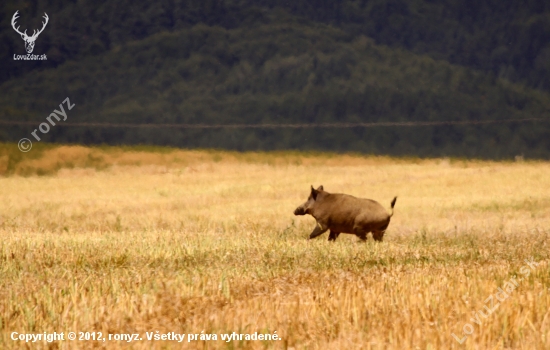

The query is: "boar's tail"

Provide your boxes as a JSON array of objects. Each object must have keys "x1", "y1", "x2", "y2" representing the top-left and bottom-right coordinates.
[{"x1": 389, "y1": 196, "x2": 397, "y2": 217}]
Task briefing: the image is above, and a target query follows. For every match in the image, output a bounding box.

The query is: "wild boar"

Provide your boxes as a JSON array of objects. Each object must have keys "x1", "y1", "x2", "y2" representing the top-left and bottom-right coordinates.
[{"x1": 293, "y1": 185, "x2": 397, "y2": 242}]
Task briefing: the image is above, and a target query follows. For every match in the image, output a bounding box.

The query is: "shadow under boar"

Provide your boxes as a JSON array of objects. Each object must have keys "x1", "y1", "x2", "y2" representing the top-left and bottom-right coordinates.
[{"x1": 294, "y1": 185, "x2": 397, "y2": 242}]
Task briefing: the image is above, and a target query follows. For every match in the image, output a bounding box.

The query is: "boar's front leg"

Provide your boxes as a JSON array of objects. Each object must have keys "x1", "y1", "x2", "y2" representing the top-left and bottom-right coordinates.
[
  {"x1": 328, "y1": 230, "x2": 340, "y2": 241},
  {"x1": 308, "y1": 222, "x2": 328, "y2": 240}
]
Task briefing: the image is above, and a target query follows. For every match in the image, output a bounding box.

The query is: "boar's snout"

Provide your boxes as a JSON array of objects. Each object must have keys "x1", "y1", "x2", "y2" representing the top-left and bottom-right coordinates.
[{"x1": 294, "y1": 206, "x2": 306, "y2": 215}]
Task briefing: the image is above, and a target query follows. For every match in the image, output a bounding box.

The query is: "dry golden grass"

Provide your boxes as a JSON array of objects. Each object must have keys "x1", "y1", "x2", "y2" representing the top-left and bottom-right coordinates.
[{"x1": 0, "y1": 144, "x2": 549, "y2": 349}]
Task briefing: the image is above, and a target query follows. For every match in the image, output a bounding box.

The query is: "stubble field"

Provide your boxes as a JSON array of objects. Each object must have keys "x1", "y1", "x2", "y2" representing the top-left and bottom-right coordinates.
[{"x1": 0, "y1": 144, "x2": 549, "y2": 349}]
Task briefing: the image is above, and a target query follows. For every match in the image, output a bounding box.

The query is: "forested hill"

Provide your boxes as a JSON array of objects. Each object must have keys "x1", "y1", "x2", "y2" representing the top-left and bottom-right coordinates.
[{"x1": 1, "y1": 0, "x2": 549, "y2": 158}]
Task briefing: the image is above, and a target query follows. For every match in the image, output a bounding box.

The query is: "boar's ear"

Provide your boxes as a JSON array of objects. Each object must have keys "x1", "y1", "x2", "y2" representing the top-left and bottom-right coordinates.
[
  {"x1": 317, "y1": 185, "x2": 324, "y2": 191},
  {"x1": 310, "y1": 185, "x2": 318, "y2": 200}
]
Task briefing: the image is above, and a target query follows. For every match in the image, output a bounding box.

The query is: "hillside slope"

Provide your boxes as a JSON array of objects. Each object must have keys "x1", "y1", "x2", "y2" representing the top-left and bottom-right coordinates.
[{"x1": 2, "y1": 0, "x2": 550, "y2": 90}]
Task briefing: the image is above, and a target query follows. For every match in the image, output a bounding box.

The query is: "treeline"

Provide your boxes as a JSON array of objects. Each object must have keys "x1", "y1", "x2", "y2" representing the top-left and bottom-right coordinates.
[
  {"x1": 262, "y1": 0, "x2": 550, "y2": 91},
  {"x1": 0, "y1": 0, "x2": 549, "y2": 158},
  {"x1": 2, "y1": 0, "x2": 550, "y2": 90}
]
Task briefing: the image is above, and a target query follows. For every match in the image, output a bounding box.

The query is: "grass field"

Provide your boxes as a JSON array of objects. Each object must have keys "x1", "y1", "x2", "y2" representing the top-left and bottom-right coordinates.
[{"x1": 0, "y1": 144, "x2": 549, "y2": 349}]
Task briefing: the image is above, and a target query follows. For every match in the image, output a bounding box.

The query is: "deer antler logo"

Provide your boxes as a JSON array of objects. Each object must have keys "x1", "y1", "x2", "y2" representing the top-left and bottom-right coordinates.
[{"x1": 11, "y1": 11, "x2": 49, "y2": 54}]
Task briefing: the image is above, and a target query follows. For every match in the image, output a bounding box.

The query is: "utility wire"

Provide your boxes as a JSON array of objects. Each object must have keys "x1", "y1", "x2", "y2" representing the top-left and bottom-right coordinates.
[{"x1": 0, "y1": 117, "x2": 547, "y2": 129}]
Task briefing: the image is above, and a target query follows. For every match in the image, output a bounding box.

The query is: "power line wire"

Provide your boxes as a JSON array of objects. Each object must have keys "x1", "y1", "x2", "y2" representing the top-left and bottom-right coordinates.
[{"x1": 0, "y1": 117, "x2": 547, "y2": 129}]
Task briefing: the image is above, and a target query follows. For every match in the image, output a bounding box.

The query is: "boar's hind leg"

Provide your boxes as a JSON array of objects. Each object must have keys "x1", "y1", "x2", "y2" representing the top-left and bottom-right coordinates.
[
  {"x1": 353, "y1": 229, "x2": 369, "y2": 242},
  {"x1": 357, "y1": 232, "x2": 368, "y2": 241},
  {"x1": 328, "y1": 231, "x2": 340, "y2": 241},
  {"x1": 309, "y1": 224, "x2": 328, "y2": 240},
  {"x1": 372, "y1": 221, "x2": 390, "y2": 242},
  {"x1": 352, "y1": 225, "x2": 369, "y2": 242},
  {"x1": 372, "y1": 230, "x2": 385, "y2": 242}
]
